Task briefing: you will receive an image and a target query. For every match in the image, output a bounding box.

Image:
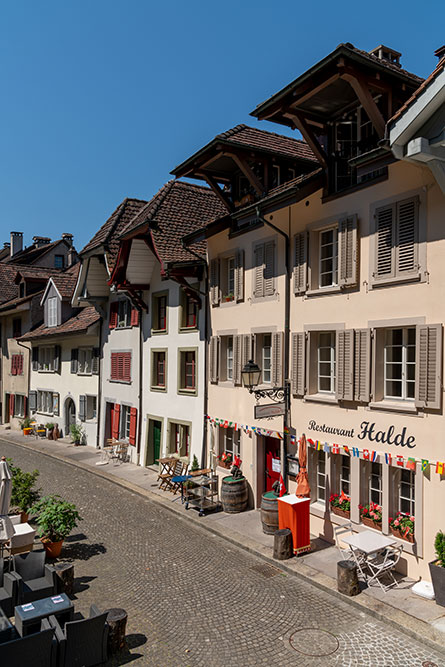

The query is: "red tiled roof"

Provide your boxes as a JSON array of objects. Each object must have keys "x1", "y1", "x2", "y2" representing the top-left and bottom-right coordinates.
[
  {"x1": 0, "y1": 291, "x2": 44, "y2": 312},
  {"x1": 389, "y1": 55, "x2": 445, "y2": 126},
  {"x1": 350, "y1": 45, "x2": 423, "y2": 84},
  {"x1": 3, "y1": 238, "x2": 70, "y2": 265},
  {"x1": 80, "y1": 198, "x2": 148, "y2": 269},
  {"x1": 50, "y1": 263, "x2": 80, "y2": 299},
  {"x1": 0, "y1": 264, "x2": 22, "y2": 305},
  {"x1": 121, "y1": 180, "x2": 227, "y2": 264},
  {"x1": 20, "y1": 306, "x2": 100, "y2": 341},
  {"x1": 215, "y1": 124, "x2": 316, "y2": 162},
  {"x1": 13, "y1": 266, "x2": 63, "y2": 283}
]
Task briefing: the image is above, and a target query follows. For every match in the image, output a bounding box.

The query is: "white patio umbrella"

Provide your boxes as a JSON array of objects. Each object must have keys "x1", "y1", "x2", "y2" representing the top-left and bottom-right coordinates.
[{"x1": 0, "y1": 457, "x2": 14, "y2": 552}]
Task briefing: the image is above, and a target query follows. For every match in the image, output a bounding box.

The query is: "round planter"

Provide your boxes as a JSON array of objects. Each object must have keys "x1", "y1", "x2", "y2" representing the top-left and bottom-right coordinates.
[
  {"x1": 221, "y1": 476, "x2": 248, "y2": 514},
  {"x1": 42, "y1": 539, "x2": 63, "y2": 558},
  {"x1": 331, "y1": 506, "x2": 350, "y2": 519},
  {"x1": 260, "y1": 492, "x2": 279, "y2": 534},
  {"x1": 361, "y1": 516, "x2": 382, "y2": 531},
  {"x1": 390, "y1": 526, "x2": 414, "y2": 543}
]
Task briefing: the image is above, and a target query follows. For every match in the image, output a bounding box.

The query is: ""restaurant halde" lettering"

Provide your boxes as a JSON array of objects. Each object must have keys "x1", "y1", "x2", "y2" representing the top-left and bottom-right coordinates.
[{"x1": 307, "y1": 419, "x2": 416, "y2": 449}]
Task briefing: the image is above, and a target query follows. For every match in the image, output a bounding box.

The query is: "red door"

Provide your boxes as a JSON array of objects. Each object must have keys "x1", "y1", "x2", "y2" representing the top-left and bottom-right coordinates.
[{"x1": 265, "y1": 437, "x2": 281, "y2": 492}]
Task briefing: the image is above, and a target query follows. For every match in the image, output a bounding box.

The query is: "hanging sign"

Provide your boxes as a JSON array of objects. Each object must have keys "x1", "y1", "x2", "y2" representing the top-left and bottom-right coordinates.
[{"x1": 254, "y1": 402, "x2": 286, "y2": 419}]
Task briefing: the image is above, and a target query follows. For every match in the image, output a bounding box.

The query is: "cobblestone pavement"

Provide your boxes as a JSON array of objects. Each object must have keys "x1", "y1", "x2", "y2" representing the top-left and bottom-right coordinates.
[{"x1": 2, "y1": 439, "x2": 444, "y2": 667}]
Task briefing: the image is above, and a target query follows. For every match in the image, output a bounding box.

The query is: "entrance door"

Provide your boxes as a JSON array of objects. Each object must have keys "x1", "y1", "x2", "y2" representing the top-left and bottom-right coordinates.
[
  {"x1": 265, "y1": 437, "x2": 281, "y2": 492},
  {"x1": 65, "y1": 398, "x2": 76, "y2": 435},
  {"x1": 146, "y1": 419, "x2": 162, "y2": 466}
]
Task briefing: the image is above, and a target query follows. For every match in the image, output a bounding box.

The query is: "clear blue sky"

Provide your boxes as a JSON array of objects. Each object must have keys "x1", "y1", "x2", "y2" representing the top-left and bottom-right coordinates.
[{"x1": 2, "y1": 1, "x2": 443, "y2": 251}]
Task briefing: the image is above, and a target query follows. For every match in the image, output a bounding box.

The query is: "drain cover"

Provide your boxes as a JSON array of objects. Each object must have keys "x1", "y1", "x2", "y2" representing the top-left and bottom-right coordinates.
[
  {"x1": 289, "y1": 629, "x2": 339, "y2": 656},
  {"x1": 249, "y1": 563, "x2": 282, "y2": 578}
]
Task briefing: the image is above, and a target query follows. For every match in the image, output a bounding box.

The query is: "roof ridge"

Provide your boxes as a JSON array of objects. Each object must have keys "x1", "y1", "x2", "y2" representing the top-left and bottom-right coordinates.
[{"x1": 219, "y1": 123, "x2": 309, "y2": 146}]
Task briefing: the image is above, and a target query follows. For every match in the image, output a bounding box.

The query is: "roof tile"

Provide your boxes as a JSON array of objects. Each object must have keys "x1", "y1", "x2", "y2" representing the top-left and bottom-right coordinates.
[{"x1": 20, "y1": 306, "x2": 100, "y2": 340}]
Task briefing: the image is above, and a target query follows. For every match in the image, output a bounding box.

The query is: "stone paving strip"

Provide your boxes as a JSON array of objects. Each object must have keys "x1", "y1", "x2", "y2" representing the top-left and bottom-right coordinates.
[{"x1": 1, "y1": 428, "x2": 445, "y2": 664}]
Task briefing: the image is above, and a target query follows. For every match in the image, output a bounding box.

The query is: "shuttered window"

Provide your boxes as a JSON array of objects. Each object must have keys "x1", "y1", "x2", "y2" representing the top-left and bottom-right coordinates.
[
  {"x1": 318, "y1": 332, "x2": 336, "y2": 394},
  {"x1": 179, "y1": 350, "x2": 196, "y2": 391},
  {"x1": 110, "y1": 352, "x2": 132, "y2": 382},
  {"x1": 210, "y1": 258, "x2": 220, "y2": 306},
  {"x1": 338, "y1": 215, "x2": 358, "y2": 287},
  {"x1": 336, "y1": 330, "x2": 354, "y2": 401},
  {"x1": 11, "y1": 354, "x2": 23, "y2": 376},
  {"x1": 293, "y1": 232, "x2": 307, "y2": 295},
  {"x1": 151, "y1": 351, "x2": 166, "y2": 389},
  {"x1": 374, "y1": 196, "x2": 419, "y2": 283},
  {"x1": 253, "y1": 242, "x2": 275, "y2": 298},
  {"x1": 354, "y1": 329, "x2": 370, "y2": 402},
  {"x1": 210, "y1": 252, "x2": 244, "y2": 306},
  {"x1": 291, "y1": 332, "x2": 305, "y2": 396},
  {"x1": 209, "y1": 336, "x2": 219, "y2": 384}
]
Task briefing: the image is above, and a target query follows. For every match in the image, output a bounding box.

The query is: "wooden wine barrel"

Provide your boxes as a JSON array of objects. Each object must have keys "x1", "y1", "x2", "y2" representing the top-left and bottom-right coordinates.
[
  {"x1": 260, "y1": 492, "x2": 279, "y2": 534},
  {"x1": 221, "y1": 476, "x2": 248, "y2": 513}
]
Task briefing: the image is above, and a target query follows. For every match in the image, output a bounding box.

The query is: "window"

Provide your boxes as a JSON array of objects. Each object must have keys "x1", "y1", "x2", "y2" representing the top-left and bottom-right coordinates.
[
  {"x1": 384, "y1": 328, "x2": 415, "y2": 401},
  {"x1": 14, "y1": 394, "x2": 25, "y2": 418},
  {"x1": 152, "y1": 351, "x2": 166, "y2": 389},
  {"x1": 319, "y1": 228, "x2": 338, "y2": 287},
  {"x1": 12, "y1": 318, "x2": 21, "y2": 338},
  {"x1": 339, "y1": 455, "x2": 350, "y2": 496},
  {"x1": 170, "y1": 422, "x2": 190, "y2": 457},
  {"x1": 179, "y1": 349, "x2": 197, "y2": 393},
  {"x1": 86, "y1": 395, "x2": 97, "y2": 420},
  {"x1": 272, "y1": 164, "x2": 281, "y2": 187},
  {"x1": 11, "y1": 354, "x2": 23, "y2": 376},
  {"x1": 47, "y1": 297, "x2": 58, "y2": 327},
  {"x1": 78, "y1": 348, "x2": 93, "y2": 375},
  {"x1": 152, "y1": 293, "x2": 168, "y2": 332},
  {"x1": 318, "y1": 332, "x2": 336, "y2": 394},
  {"x1": 219, "y1": 256, "x2": 235, "y2": 301},
  {"x1": 226, "y1": 337, "x2": 233, "y2": 381},
  {"x1": 120, "y1": 405, "x2": 131, "y2": 440},
  {"x1": 117, "y1": 299, "x2": 132, "y2": 328},
  {"x1": 218, "y1": 427, "x2": 240, "y2": 458},
  {"x1": 110, "y1": 352, "x2": 132, "y2": 382},
  {"x1": 181, "y1": 291, "x2": 198, "y2": 329},
  {"x1": 210, "y1": 252, "x2": 244, "y2": 306},
  {"x1": 37, "y1": 390, "x2": 53, "y2": 414},
  {"x1": 253, "y1": 242, "x2": 275, "y2": 298},
  {"x1": 369, "y1": 462, "x2": 382, "y2": 506},
  {"x1": 398, "y1": 469, "x2": 415, "y2": 516},
  {"x1": 54, "y1": 255, "x2": 64, "y2": 269},
  {"x1": 262, "y1": 334, "x2": 272, "y2": 384},
  {"x1": 38, "y1": 347, "x2": 55, "y2": 372},
  {"x1": 316, "y1": 451, "x2": 326, "y2": 502}
]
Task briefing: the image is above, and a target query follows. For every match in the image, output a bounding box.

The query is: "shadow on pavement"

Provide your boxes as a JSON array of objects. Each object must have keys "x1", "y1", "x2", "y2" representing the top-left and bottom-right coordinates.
[
  {"x1": 62, "y1": 541, "x2": 107, "y2": 561},
  {"x1": 106, "y1": 634, "x2": 147, "y2": 666}
]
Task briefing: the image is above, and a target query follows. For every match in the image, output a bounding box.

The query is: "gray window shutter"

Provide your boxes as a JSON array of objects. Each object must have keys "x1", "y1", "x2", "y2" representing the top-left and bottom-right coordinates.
[
  {"x1": 254, "y1": 245, "x2": 264, "y2": 298},
  {"x1": 354, "y1": 329, "x2": 370, "y2": 402},
  {"x1": 375, "y1": 204, "x2": 395, "y2": 280},
  {"x1": 336, "y1": 330, "x2": 354, "y2": 401},
  {"x1": 54, "y1": 345, "x2": 61, "y2": 373},
  {"x1": 293, "y1": 233, "x2": 307, "y2": 295},
  {"x1": 291, "y1": 332, "x2": 306, "y2": 396},
  {"x1": 339, "y1": 215, "x2": 358, "y2": 287},
  {"x1": 29, "y1": 390, "x2": 37, "y2": 412},
  {"x1": 53, "y1": 392, "x2": 60, "y2": 416},
  {"x1": 79, "y1": 395, "x2": 86, "y2": 422},
  {"x1": 264, "y1": 242, "x2": 275, "y2": 296},
  {"x1": 32, "y1": 347, "x2": 39, "y2": 371},
  {"x1": 241, "y1": 334, "x2": 254, "y2": 368},
  {"x1": 210, "y1": 259, "x2": 220, "y2": 306},
  {"x1": 71, "y1": 349, "x2": 78, "y2": 374},
  {"x1": 209, "y1": 336, "x2": 219, "y2": 384},
  {"x1": 234, "y1": 335, "x2": 242, "y2": 385},
  {"x1": 396, "y1": 197, "x2": 418, "y2": 276},
  {"x1": 235, "y1": 250, "x2": 244, "y2": 302},
  {"x1": 271, "y1": 332, "x2": 283, "y2": 386},
  {"x1": 92, "y1": 348, "x2": 100, "y2": 375},
  {"x1": 415, "y1": 324, "x2": 442, "y2": 409}
]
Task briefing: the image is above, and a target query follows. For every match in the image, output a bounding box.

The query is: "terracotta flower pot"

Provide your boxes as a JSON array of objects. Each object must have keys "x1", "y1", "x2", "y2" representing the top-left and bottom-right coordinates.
[
  {"x1": 390, "y1": 526, "x2": 414, "y2": 543},
  {"x1": 41, "y1": 539, "x2": 63, "y2": 558},
  {"x1": 218, "y1": 460, "x2": 232, "y2": 470},
  {"x1": 361, "y1": 515, "x2": 382, "y2": 531},
  {"x1": 331, "y1": 506, "x2": 350, "y2": 519},
  {"x1": 20, "y1": 511, "x2": 29, "y2": 523}
]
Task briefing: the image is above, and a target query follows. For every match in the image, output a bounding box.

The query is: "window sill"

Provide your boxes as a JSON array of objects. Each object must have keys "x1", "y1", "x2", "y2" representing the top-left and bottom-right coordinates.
[
  {"x1": 150, "y1": 385, "x2": 167, "y2": 393},
  {"x1": 250, "y1": 293, "x2": 278, "y2": 304},
  {"x1": 151, "y1": 329, "x2": 168, "y2": 336},
  {"x1": 368, "y1": 400, "x2": 419, "y2": 415},
  {"x1": 179, "y1": 326, "x2": 199, "y2": 333},
  {"x1": 38, "y1": 370, "x2": 55, "y2": 374},
  {"x1": 218, "y1": 380, "x2": 235, "y2": 388},
  {"x1": 115, "y1": 325, "x2": 133, "y2": 330},
  {"x1": 370, "y1": 274, "x2": 421, "y2": 289},
  {"x1": 310, "y1": 501, "x2": 327, "y2": 518},
  {"x1": 109, "y1": 379, "x2": 132, "y2": 385},
  {"x1": 77, "y1": 372, "x2": 93, "y2": 377},
  {"x1": 306, "y1": 286, "x2": 342, "y2": 297},
  {"x1": 178, "y1": 388, "x2": 197, "y2": 397},
  {"x1": 304, "y1": 393, "x2": 338, "y2": 405}
]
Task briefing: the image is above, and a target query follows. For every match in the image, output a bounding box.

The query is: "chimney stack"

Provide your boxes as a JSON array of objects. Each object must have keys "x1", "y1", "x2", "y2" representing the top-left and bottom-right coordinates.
[
  {"x1": 10, "y1": 231, "x2": 23, "y2": 257},
  {"x1": 369, "y1": 45, "x2": 402, "y2": 68},
  {"x1": 32, "y1": 236, "x2": 51, "y2": 248},
  {"x1": 434, "y1": 45, "x2": 445, "y2": 61},
  {"x1": 62, "y1": 233, "x2": 73, "y2": 247}
]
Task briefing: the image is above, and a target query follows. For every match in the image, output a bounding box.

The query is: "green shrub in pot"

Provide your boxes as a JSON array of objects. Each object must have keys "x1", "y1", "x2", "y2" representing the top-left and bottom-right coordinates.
[
  {"x1": 30, "y1": 494, "x2": 82, "y2": 555},
  {"x1": 10, "y1": 467, "x2": 41, "y2": 516},
  {"x1": 429, "y1": 531, "x2": 445, "y2": 606}
]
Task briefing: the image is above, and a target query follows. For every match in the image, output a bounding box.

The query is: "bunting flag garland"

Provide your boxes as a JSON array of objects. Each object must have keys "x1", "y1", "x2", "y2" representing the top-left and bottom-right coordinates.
[
  {"x1": 352, "y1": 447, "x2": 360, "y2": 457},
  {"x1": 343, "y1": 445, "x2": 350, "y2": 455},
  {"x1": 385, "y1": 453, "x2": 392, "y2": 465},
  {"x1": 436, "y1": 461, "x2": 445, "y2": 475},
  {"x1": 363, "y1": 449, "x2": 370, "y2": 460},
  {"x1": 421, "y1": 459, "x2": 429, "y2": 471},
  {"x1": 323, "y1": 443, "x2": 330, "y2": 453},
  {"x1": 396, "y1": 455, "x2": 404, "y2": 467},
  {"x1": 332, "y1": 444, "x2": 340, "y2": 454},
  {"x1": 371, "y1": 451, "x2": 377, "y2": 462},
  {"x1": 406, "y1": 458, "x2": 416, "y2": 471}
]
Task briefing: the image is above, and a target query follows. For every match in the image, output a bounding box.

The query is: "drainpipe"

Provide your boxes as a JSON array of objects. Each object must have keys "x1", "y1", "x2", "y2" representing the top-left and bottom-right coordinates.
[
  {"x1": 255, "y1": 206, "x2": 291, "y2": 486},
  {"x1": 95, "y1": 317, "x2": 103, "y2": 448}
]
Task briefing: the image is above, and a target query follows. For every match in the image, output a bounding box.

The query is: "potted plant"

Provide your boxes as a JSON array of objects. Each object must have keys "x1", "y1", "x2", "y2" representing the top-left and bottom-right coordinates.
[
  {"x1": 45, "y1": 422, "x2": 56, "y2": 440},
  {"x1": 217, "y1": 452, "x2": 233, "y2": 469},
  {"x1": 359, "y1": 502, "x2": 382, "y2": 531},
  {"x1": 222, "y1": 293, "x2": 234, "y2": 303},
  {"x1": 30, "y1": 494, "x2": 82, "y2": 558},
  {"x1": 430, "y1": 531, "x2": 445, "y2": 607},
  {"x1": 389, "y1": 512, "x2": 415, "y2": 543},
  {"x1": 70, "y1": 422, "x2": 84, "y2": 446},
  {"x1": 10, "y1": 465, "x2": 41, "y2": 522},
  {"x1": 19, "y1": 416, "x2": 33, "y2": 435},
  {"x1": 330, "y1": 492, "x2": 350, "y2": 519}
]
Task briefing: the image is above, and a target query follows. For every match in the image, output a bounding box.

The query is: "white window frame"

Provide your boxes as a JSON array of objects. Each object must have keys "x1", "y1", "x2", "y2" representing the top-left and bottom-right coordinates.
[
  {"x1": 86, "y1": 395, "x2": 97, "y2": 420},
  {"x1": 226, "y1": 336, "x2": 233, "y2": 381},
  {"x1": 262, "y1": 333, "x2": 272, "y2": 384},
  {"x1": 319, "y1": 227, "x2": 338, "y2": 288},
  {"x1": 120, "y1": 404, "x2": 131, "y2": 441},
  {"x1": 218, "y1": 427, "x2": 240, "y2": 458},
  {"x1": 398, "y1": 468, "x2": 415, "y2": 516},
  {"x1": 47, "y1": 297, "x2": 58, "y2": 327},
  {"x1": 78, "y1": 348, "x2": 93, "y2": 375},
  {"x1": 339, "y1": 455, "x2": 350, "y2": 496},
  {"x1": 170, "y1": 422, "x2": 190, "y2": 457},
  {"x1": 316, "y1": 450, "x2": 326, "y2": 503},
  {"x1": 369, "y1": 461, "x2": 383, "y2": 506},
  {"x1": 38, "y1": 347, "x2": 55, "y2": 372},
  {"x1": 37, "y1": 390, "x2": 54, "y2": 415},
  {"x1": 14, "y1": 394, "x2": 25, "y2": 418},
  {"x1": 384, "y1": 327, "x2": 415, "y2": 402},
  {"x1": 317, "y1": 332, "x2": 336, "y2": 394}
]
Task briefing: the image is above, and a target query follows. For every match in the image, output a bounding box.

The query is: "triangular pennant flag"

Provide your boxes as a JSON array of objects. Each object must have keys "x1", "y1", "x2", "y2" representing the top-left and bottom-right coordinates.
[
  {"x1": 343, "y1": 445, "x2": 350, "y2": 455},
  {"x1": 396, "y1": 455, "x2": 404, "y2": 467},
  {"x1": 363, "y1": 449, "x2": 370, "y2": 460},
  {"x1": 421, "y1": 459, "x2": 429, "y2": 471},
  {"x1": 406, "y1": 458, "x2": 416, "y2": 471}
]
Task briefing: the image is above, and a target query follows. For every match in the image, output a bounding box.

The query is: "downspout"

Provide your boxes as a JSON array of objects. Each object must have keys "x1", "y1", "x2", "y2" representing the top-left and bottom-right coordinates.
[
  {"x1": 95, "y1": 317, "x2": 103, "y2": 448},
  {"x1": 255, "y1": 206, "x2": 291, "y2": 485}
]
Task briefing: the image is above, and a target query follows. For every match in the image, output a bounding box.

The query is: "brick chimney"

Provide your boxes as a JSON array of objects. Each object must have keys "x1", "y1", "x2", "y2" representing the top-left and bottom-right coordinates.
[
  {"x1": 32, "y1": 236, "x2": 51, "y2": 248},
  {"x1": 10, "y1": 231, "x2": 23, "y2": 257},
  {"x1": 62, "y1": 233, "x2": 73, "y2": 247},
  {"x1": 369, "y1": 45, "x2": 402, "y2": 68}
]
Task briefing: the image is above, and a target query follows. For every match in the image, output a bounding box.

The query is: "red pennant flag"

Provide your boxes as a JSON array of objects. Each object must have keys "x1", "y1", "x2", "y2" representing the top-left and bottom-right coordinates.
[{"x1": 279, "y1": 474, "x2": 286, "y2": 497}]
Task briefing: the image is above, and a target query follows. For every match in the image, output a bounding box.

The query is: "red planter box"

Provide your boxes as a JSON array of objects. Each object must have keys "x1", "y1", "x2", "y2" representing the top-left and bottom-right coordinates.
[{"x1": 390, "y1": 526, "x2": 415, "y2": 543}]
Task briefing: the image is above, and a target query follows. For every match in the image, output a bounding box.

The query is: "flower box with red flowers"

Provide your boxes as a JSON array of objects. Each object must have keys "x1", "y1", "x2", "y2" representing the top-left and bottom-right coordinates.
[
  {"x1": 329, "y1": 492, "x2": 350, "y2": 519},
  {"x1": 389, "y1": 512, "x2": 415, "y2": 543},
  {"x1": 359, "y1": 502, "x2": 382, "y2": 531},
  {"x1": 217, "y1": 452, "x2": 233, "y2": 469}
]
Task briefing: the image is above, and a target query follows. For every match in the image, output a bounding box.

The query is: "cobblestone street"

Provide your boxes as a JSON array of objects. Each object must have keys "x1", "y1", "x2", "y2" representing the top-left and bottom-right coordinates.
[{"x1": 2, "y1": 438, "x2": 444, "y2": 667}]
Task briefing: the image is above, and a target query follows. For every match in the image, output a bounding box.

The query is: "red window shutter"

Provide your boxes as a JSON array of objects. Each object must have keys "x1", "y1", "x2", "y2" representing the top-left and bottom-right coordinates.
[
  {"x1": 117, "y1": 353, "x2": 124, "y2": 380},
  {"x1": 129, "y1": 407, "x2": 137, "y2": 445},
  {"x1": 18, "y1": 355, "x2": 23, "y2": 375},
  {"x1": 123, "y1": 353, "x2": 131, "y2": 382},
  {"x1": 111, "y1": 353, "x2": 118, "y2": 380},
  {"x1": 131, "y1": 307, "x2": 139, "y2": 327},
  {"x1": 112, "y1": 403, "x2": 120, "y2": 439},
  {"x1": 11, "y1": 356, "x2": 16, "y2": 376},
  {"x1": 10, "y1": 395, "x2": 14, "y2": 417},
  {"x1": 109, "y1": 303, "x2": 118, "y2": 329}
]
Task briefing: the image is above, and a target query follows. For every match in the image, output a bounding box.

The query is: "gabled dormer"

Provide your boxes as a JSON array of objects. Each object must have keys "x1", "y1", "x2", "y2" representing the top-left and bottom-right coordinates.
[
  {"x1": 251, "y1": 43, "x2": 423, "y2": 197},
  {"x1": 40, "y1": 264, "x2": 80, "y2": 327},
  {"x1": 171, "y1": 124, "x2": 318, "y2": 212}
]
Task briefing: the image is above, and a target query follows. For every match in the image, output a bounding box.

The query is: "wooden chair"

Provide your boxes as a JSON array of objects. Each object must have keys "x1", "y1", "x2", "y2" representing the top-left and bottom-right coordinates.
[
  {"x1": 157, "y1": 458, "x2": 176, "y2": 491},
  {"x1": 114, "y1": 441, "x2": 129, "y2": 464},
  {"x1": 170, "y1": 460, "x2": 189, "y2": 495}
]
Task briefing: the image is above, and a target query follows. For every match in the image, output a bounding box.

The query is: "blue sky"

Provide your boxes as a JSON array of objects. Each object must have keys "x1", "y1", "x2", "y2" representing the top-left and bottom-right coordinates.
[{"x1": 2, "y1": 1, "x2": 443, "y2": 251}]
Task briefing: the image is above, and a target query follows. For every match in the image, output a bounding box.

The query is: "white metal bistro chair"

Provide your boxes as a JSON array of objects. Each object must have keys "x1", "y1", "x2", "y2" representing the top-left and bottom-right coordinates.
[
  {"x1": 333, "y1": 523, "x2": 368, "y2": 579},
  {"x1": 366, "y1": 544, "x2": 403, "y2": 592}
]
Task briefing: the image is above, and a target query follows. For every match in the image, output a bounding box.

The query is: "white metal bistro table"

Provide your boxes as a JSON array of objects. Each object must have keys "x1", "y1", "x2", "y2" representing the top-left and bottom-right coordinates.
[{"x1": 341, "y1": 530, "x2": 397, "y2": 580}]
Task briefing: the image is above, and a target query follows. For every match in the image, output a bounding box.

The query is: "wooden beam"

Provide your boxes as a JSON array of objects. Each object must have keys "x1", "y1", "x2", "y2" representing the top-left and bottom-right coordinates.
[
  {"x1": 288, "y1": 73, "x2": 341, "y2": 108},
  {"x1": 199, "y1": 172, "x2": 234, "y2": 213},
  {"x1": 225, "y1": 152, "x2": 263, "y2": 196},
  {"x1": 199, "y1": 151, "x2": 225, "y2": 170},
  {"x1": 339, "y1": 70, "x2": 386, "y2": 139},
  {"x1": 284, "y1": 110, "x2": 328, "y2": 168}
]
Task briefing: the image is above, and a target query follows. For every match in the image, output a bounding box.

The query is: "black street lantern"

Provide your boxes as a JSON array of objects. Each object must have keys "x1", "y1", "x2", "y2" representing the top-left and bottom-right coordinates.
[{"x1": 241, "y1": 359, "x2": 262, "y2": 392}]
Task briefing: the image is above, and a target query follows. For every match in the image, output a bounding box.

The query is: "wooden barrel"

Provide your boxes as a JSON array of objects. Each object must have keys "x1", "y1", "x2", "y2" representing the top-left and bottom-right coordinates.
[
  {"x1": 221, "y1": 476, "x2": 248, "y2": 513},
  {"x1": 260, "y1": 492, "x2": 279, "y2": 534}
]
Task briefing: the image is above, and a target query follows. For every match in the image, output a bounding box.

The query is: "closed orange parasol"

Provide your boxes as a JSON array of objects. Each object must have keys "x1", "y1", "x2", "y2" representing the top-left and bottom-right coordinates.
[{"x1": 295, "y1": 433, "x2": 310, "y2": 498}]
